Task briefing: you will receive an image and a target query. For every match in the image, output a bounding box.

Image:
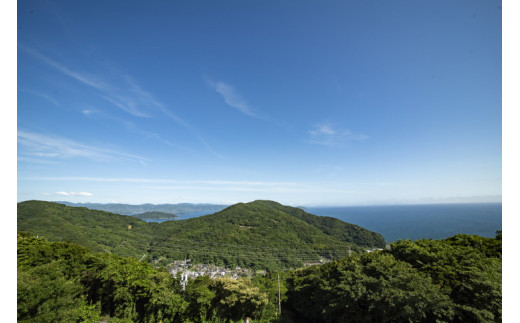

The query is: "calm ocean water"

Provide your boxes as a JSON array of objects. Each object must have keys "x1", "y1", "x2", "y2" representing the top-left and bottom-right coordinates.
[
  {"x1": 307, "y1": 203, "x2": 502, "y2": 242},
  {"x1": 142, "y1": 211, "x2": 214, "y2": 223}
]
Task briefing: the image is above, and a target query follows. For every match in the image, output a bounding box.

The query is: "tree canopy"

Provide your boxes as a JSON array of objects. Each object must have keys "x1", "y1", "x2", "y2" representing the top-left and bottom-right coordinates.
[
  {"x1": 18, "y1": 231, "x2": 501, "y2": 322},
  {"x1": 283, "y1": 232, "x2": 502, "y2": 322}
]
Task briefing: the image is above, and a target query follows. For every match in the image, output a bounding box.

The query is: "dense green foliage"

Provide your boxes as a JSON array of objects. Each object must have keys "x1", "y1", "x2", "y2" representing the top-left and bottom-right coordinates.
[
  {"x1": 132, "y1": 211, "x2": 178, "y2": 219},
  {"x1": 18, "y1": 200, "x2": 155, "y2": 259},
  {"x1": 17, "y1": 232, "x2": 275, "y2": 322},
  {"x1": 18, "y1": 232, "x2": 501, "y2": 322},
  {"x1": 250, "y1": 200, "x2": 386, "y2": 248},
  {"x1": 18, "y1": 200, "x2": 385, "y2": 270},
  {"x1": 150, "y1": 200, "x2": 384, "y2": 270},
  {"x1": 283, "y1": 232, "x2": 502, "y2": 322}
]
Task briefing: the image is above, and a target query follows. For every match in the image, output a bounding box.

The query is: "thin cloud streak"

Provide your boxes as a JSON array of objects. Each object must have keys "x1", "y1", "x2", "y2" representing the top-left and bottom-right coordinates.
[
  {"x1": 22, "y1": 176, "x2": 389, "y2": 190},
  {"x1": 21, "y1": 46, "x2": 222, "y2": 157},
  {"x1": 140, "y1": 185, "x2": 359, "y2": 194},
  {"x1": 17, "y1": 156, "x2": 58, "y2": 165},
  {"x1": 208, "y1": 80, "x2": 260, "y2": 118},
  {"x1": 99, "y1": 95, "x2": 151, "y2": 118},
  {"x1": 56, "y1": 191, "x2": 93, "y2": 196},
  {"x1": 20, "y1": 45, "x2": 149, "y2": 117},
  {"x1": 22, "y1": 176, "x2": 302, "y2": 187},
  {"x1": 20, "y1": 46, "x2": 109, "y2": 90},
  {"x1": 20, "y1": 89, "x2": 61, "y2": 107},
  {"x1": 18, "y1": 130, "x2": 150, "y2": 164},
  {"x1": 81, "y1": 109, "x2": 177, "y2": 148},
  {"x1": 21, "y1": 176, "x2": 371, "y2": 194},
  {"x1": 307, "y1": 123, "x2": 368, "y2": 147}
]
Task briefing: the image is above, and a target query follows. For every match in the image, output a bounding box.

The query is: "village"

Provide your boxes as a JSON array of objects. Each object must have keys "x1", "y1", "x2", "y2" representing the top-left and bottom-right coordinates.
[
  {"x1": 168, "y1": 259, "x2": 259, "y2": 282},
  {"x1": 166, "y1": 248, "x2": 386, "y2": 284}
]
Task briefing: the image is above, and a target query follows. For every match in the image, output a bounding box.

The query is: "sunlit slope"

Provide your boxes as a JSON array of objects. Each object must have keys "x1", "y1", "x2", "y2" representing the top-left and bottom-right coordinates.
[
  {"x1": 246, "y1": 200, "x2": 386, "y2": 247},
  {"x1": 151, "y1": 200, "x2": 386, "y2": 269},
  {"x1": 18, "y1": 200, "x2": 385, "y2": 269},
  {"x1": 17, "y1": 200, "x2": 154, "y2": 259}
]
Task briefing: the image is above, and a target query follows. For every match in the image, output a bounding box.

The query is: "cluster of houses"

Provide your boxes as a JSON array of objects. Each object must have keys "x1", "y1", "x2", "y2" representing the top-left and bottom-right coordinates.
[
  {"x1": 365, "y1": 247, "x2": 385, "y2": 253},
  {"x1": 168, "y1": 260, "x2": 255, "y2": 282},
  {"x1": 167, "y1": 248, "x2": 387, "y2": 286}
]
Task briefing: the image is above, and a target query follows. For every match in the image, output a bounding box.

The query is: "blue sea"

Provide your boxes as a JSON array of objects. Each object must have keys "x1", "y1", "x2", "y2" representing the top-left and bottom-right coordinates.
[
  {"x1": 307, "y1": 203, "x2": 502, "y2": 242},
  {"x1": 142, "y1": 211, "x2": 214, "y2": 223}
]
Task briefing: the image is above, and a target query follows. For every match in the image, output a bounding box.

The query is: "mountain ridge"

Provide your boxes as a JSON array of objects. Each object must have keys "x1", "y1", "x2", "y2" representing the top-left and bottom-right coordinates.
[
  {"x1": 53, "y1": 201, "x2": 228, "y2": 215},
  {"x1": 18, "y1": 200, "x2": 385, "y2": 270}
]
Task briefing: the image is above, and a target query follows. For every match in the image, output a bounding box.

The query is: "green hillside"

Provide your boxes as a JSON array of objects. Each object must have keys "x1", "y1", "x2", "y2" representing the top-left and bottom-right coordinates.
[
  {"x1": 17, "y1": 200, "x2": 155, "y2": 259},
  {"x1": 243, "y1": 200, "x2": 386, "y2": 247},
  {"x1": 152, "y1": 200, "x2": 386, "y2": 269},
  {"x1": 17, "y1": 200, "x2": 385, "y2": 270}
]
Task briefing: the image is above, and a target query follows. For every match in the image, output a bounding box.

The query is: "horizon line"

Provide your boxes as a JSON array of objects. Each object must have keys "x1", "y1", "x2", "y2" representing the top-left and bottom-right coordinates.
[{"x1": 17, "y1": 198, "x2": 503, "y2": 208}]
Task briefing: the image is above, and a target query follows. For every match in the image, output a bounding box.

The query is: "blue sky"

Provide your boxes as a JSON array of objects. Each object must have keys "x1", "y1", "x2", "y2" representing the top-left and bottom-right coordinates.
[{"x1": 17, "y1": 0, "x2": 502, "y2": 206}]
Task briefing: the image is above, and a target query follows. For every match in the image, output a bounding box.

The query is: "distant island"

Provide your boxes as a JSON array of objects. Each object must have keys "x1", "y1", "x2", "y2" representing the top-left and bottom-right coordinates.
[
  {"x1": 132, "y1": 211, "x2": 178, "y2": 220},
  {"x1": 55, "y1": 201, "x2": 228, "y2": 216}
]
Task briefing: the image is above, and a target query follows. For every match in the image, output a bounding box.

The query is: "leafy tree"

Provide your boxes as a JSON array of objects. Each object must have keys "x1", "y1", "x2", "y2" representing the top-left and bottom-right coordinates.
[
  {"x1": 184, "y1": 276, "x2": 217, "y2": 322},
  {"x1": 210, "y1": 277, "x2": 269, "y2": 322},
  {"x1": 78, "y1": 303, "x2": 102, "y2": 323},
  {"x1": 18, "y1": 232, "x2": 190, "y2": 322},
  {"x1": 390, "y1": 235, "x2": 502, "y2": 321},
  {"x1": 18, "y1": 261, "x2": 86, "y2": 322},
  {"x1": 285, "y1": 252, "x2": 454, "y2": 322}
]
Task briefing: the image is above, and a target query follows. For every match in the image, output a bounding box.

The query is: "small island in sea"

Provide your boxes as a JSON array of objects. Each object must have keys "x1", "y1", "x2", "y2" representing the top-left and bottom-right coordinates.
[{"x1": 131, "y1": 211, "x2": 178, "y2": 220}]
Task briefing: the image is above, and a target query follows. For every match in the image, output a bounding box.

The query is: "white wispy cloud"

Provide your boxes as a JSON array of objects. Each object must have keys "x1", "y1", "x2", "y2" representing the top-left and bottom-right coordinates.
[
  {"x1": 99, "y1": 95, "x2": 151, "y2": 118},
  {"x1": 20, "y1": 46, "x2": 223, "y2": 158},
  {"x1": 22, "y1": 176, "x2": 300, "y2": 186},
  {"x1": 21, "y1": 89, "x2": 61, "y2": 107},
  {"x1": 81, "y1": 109, "x2": 163, "y2": 141},
  {"x1": 18, "y1": 130, "x2": 150, "y2": 164},
  {"x1": 55, "y1": 191, "x2": 93, "y2": 196},
  {"x1": 20, "y1": 46, "x2": 109, "y2": 90},
  {"x1": 17, "y1": 156, "x2": 58, "y2": 164},
  {"x1": 20, "y1": 46, "x2": 150, "y2": 117},
  {"x1": 21, "y1": 176, "x2": 362, "y2": 194},
  {"x1": 307, "y1": 123, "x2": 368, "y2": 147},
  {"x1": 125, "y1": 76, "x2": 225, "y2": 158},
  {"x1": 22, "y1": 176, "x2": 390, "y2": 190},
  {"x1": 139, "y1": 185, "x2": 360, "y2": 194},
  {"x1": 209, "y1": 80, "x2": 259, "y2": 118}
]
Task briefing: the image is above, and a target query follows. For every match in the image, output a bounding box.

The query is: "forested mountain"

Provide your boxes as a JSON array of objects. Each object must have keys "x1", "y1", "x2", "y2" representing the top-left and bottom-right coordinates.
[
  {"x1": 17, "y1": 200, "x2": 155, "y2": 259},
  {"x1": 55, "y1": 201, "x2": 228, "y2": 215},
  {"x1": 17, "y1": 200, "x2": 385, "y2": 270},
  {"x1": 152, "y1": 200, "x2": 385, "y2": 269},
  {"x1": 245, "y1": 200, "x2": 385, "y2": 247}
]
